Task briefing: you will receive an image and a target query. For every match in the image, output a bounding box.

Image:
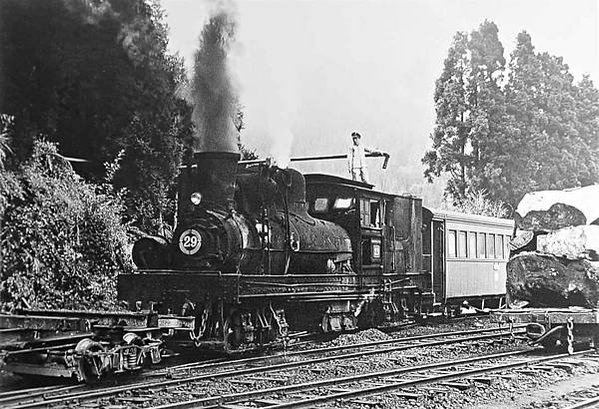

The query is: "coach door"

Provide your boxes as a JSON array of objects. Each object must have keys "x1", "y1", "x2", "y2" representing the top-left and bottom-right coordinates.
[{"x1": 432, "y1": 219, "x2": 445, "y2": 302}]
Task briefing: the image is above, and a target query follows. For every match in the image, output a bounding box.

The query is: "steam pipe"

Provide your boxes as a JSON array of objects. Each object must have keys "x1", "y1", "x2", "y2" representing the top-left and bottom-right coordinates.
[{"x1": 239, "y1": 152, "x2": 391, "y2": 169}]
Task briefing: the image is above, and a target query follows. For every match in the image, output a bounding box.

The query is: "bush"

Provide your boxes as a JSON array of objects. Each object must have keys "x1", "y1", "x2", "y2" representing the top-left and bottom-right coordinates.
[
  {"x1": 455, "y1": 189, "x2": 510, "y2": 218},
  {"x1": 0, "y1": 140, "x2": 132, "y2": 311}
]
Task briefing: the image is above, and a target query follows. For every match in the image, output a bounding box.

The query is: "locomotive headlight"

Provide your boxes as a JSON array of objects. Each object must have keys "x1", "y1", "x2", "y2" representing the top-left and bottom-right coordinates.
[{"x1": 190, "y1": 192, "x2": 202, "y2": 206}]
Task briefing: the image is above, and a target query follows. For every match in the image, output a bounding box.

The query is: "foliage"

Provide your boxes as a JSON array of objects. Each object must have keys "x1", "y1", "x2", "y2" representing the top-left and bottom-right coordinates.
[
  {"x1": 0, "y1": 116, "x2": 21, "y2": 216},
  {"x1": 0, "y1": 115, "x2": 14, "y2": 170},
  {"x1": 424, "y1": 22, "x2": 599, "y2": 209},
  {"x1": 0, "y1": 0, "x2": 194, "y2": 232},
  {"x1": 0, "y1": 140, "x2": 132, "y2": 311},
  {"x1": 233, "y1": 102, "x2": 258, "y2": 160},
  {"x1": 423, "y1": 21, "x2": 508, "y2": 203},
  {"x1": 452, "y1": 189, "x2": 509, "y2": 218}
]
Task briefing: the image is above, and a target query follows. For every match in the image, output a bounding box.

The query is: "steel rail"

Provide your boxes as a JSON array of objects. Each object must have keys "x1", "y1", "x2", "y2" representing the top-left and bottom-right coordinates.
[
  {"x1": 262, "y1": 350, "x2": 592, "y2": 409},
  {"x1": 0, "y1": 384, "x2": 84, "y2": 406},
  {"x1": 5, "y1": 328, "x2": 521, "y2": 409},
  {"x1": 562, "y1": 395, "x2": 599, "y2": 409},
  {"x1": 0, "y1": 385, "x2": 57, "y2": 399},
  {"x1": 168, "y1": 324, "x2": 525, "y2": 372},
  {"x1": 163, "y1": 349, "x2": 591, "y2": 409}
]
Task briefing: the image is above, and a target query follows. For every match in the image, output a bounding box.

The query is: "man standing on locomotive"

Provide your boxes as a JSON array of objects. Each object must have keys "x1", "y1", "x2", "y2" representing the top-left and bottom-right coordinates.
[{"x1": 348, "y1": 131, "x2": 381, "y2": 183}]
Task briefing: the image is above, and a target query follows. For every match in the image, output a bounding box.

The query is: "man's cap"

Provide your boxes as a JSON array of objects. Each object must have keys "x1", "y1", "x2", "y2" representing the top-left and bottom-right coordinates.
[{"x1": 351, "y1": 132, "x2": 361, "y2": 138}]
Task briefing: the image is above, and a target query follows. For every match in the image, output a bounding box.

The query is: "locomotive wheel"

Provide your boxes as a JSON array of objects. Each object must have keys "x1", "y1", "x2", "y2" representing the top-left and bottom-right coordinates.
[{"x1": 75, "y1": 339, "x2": 105, "y2": 384}]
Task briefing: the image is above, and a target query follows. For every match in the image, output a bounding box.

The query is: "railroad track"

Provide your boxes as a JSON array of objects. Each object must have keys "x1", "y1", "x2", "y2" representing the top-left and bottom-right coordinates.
[
  {"x1": 154, "y1": 349, "x2": 596, "y2": 409},
  {"x1": 563, "y1": 393, "x2": 599, "y2": 409},
  {"x1": 548, "y1": 385, "x2": 599, "y2": 409},
  {"x1": 2, "y1": 325, "x2": 524, "y2": 408}
]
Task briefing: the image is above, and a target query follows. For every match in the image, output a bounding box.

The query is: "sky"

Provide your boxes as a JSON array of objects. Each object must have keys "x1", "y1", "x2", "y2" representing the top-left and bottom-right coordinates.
[{"x1": 162, "y1": 0, "x2": 599, "y2": 205}]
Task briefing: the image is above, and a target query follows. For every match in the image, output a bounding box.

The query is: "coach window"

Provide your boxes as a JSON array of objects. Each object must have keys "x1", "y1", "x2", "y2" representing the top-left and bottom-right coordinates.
[
  {"x1": 487, "y1": 234, "x2": 495, "y2": 258},
  {"x1": 496, "y1": 235, "x2": 504, "y2": 259},
  {"x1": 478, "y1": 232, "x2": 486, "y2": 258},
  {"x1": 458, "y1": 231, "x2": 467, "y2": 258},
  {"x1": 505, "y1": 235, "x2": 511, "y2": 258},
  {"x1": 447, "y1": 230, "x2": 457, "y2": 258},
  {"x1": 468, "y1": 232, "x2": 477, "y2": 259}
]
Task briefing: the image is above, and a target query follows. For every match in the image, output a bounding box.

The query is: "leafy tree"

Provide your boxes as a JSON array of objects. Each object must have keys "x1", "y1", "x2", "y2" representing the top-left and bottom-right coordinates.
[
  {"x1": 423, "y1": 21, "x2": 507, "y2": 204},
  {"x1": 502, "y1": 32, "x2": 599, "y2": 203},
  {"x1": 0, "y1": 140, "x2": 131, "y2": 311},
  {"x1": 0, "y1": 115, "x2": 13, "y2": 170},
  {"x1": 233, "y1": 103, "x2": 258, "y2": 160},
  {"x1": 0, "y1": 0, "x2": 193, "y2": 231},
  {"x1": 424, "y1": 25, "x2": 599, "y2": 209},
  {"x1": 572, "y1": 74, "x2": 599, "y2": 186}
]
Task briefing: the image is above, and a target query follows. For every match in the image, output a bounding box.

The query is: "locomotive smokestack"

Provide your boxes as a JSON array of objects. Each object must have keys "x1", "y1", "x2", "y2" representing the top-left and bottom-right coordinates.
[
  {"x1": 192, "y1": 151, "x2": 240, "y2": 207},
  {"x1": 191, "y1": 4, "x2": 239, "y2": 153}
]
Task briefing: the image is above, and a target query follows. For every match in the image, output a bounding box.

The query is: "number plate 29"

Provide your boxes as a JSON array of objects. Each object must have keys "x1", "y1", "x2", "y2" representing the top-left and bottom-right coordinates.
[{"x1": 179, "y1": 229, "x2": 202, "y2": 255}]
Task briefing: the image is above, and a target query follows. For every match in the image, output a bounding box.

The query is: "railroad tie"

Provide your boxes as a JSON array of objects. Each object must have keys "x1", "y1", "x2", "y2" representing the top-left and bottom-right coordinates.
[
  {"x1": 546, "y1": 362, "x2": 574, "y2": 373},
  {"x1": 439, "y1": 381, "x2": 472, "y2": 391},
  {"x1": 497, "y1": 373, "x2": 518, "y2": 380},
  {"x1": 530, "y1": 365, "x2": 556, "y2": 372},
  {"x1": 468, "y1": 376, "x2": 495, "y2": 385},
  {"x1": 392, "y1": 391, "x2": 420, "y2": 400},
  {"x1": 422, "y1": 387, "x2": 450, "y2": 394},
  {"x1": 348, "y1": 399, "x2": 380, "y2": 407},
  {"x1": 515, "y1": 369, "x2": 540, "y2": 376},
  {"x1": 253, "y1": 398, "x2": 288, "y2": 406}
]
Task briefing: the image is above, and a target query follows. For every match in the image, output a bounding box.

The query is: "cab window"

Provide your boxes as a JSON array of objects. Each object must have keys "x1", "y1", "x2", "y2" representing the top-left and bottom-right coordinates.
[
  {"x1": 333, "y1": 197, "x2": 353, "y2": 210},
  {"x1": 313, "y1": 198, "x2": 329, "y2": 213},
  {"x1": 360, "y1": 198, "x2": 382, "y2": 228}
]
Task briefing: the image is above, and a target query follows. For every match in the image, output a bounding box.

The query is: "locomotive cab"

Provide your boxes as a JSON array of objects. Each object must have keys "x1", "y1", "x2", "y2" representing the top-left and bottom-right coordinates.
[{"x1": 305, "y1": 174, "x2": 434, "y2": 318}]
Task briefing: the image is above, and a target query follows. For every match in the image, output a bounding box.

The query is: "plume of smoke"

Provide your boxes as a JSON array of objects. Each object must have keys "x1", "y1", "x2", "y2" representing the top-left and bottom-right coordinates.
[
  {"x1": 230, "y1": 8, "x2": 299, "y2": 167},
  {"x1": 191, "y1": 2, "x2": 239, "y2": 153}
]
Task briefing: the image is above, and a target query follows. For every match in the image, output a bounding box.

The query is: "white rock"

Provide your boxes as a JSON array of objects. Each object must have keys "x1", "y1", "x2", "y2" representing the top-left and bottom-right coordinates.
[
  {"x1": 537, "y1": 225, "x2": 599, "y2": 260},
  {"x1": 516, "y1": 185, "x2": 599, "y2": 225}
]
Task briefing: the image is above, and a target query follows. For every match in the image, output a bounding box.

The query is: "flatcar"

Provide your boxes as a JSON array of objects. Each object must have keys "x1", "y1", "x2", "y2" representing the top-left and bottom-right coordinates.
[{"x1": 422, "y1": 209, "x2": 514, "y2": 314}]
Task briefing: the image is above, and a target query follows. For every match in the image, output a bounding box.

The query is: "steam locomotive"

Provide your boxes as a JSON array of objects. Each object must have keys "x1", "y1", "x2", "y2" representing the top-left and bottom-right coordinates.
[{"x1": 120, "y1": 151, "x2": 434, "y2": 350}]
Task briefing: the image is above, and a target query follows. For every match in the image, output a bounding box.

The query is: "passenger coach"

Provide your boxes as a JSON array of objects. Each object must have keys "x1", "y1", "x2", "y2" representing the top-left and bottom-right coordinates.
[{"x1": 422, "y1": 209, "x2": 514, "y2": 313}]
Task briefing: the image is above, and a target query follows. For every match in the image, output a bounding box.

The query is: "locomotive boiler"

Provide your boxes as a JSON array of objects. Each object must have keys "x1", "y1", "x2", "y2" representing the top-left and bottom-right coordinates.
[{"x1": 120, "y1": 151, "x2": 433, "y2": 350}]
